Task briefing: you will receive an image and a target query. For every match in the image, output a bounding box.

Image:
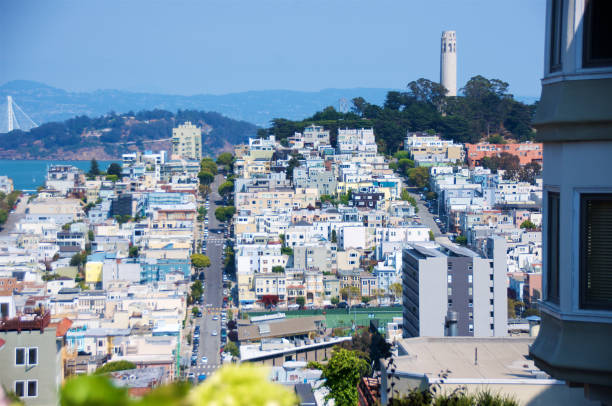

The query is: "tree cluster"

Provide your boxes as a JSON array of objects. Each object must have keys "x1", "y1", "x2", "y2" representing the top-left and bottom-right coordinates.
[
  {"x1": 258, "y1": 76, "x2": 536, "y2": 155},
  {"x1": 214, "y1": 206, "x2": 236, "y2": 222}
]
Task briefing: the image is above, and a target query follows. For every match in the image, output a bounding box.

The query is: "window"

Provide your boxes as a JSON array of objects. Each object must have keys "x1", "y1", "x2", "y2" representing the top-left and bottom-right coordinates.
[
  {"x1": 582, "y1": 0, "x2": 612, "y2": 68},
  {"x1": 27, "y1": 381, "x2": 37, "y2": 397},
  {"x1": 580, "y1": 194, "x2": 612, "y2": 309},
  {"x1": 15, "y1": 348, "x2": 25, "y2": 366},
  {"x1": 28, "y1": 348, "x2": 38, "y2": 365},
  {"x1": 549, "y1": 0, "x2": 564, "y2": 72},
  {"x1": 15, "y1": 381, "x2": 25, "y2": 397},
  {"x1": 547, "y1": 192, "x2": 560, "y2": 304}
]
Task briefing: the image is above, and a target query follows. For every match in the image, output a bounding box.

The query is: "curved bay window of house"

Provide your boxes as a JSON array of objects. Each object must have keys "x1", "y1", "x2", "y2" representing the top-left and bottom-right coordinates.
[
  {"x1": 580, "y1": 194, "x2": 612, "y2": 310},
  {"x1": 582, "y1": 0, "x2": 612, "y2": 68}
]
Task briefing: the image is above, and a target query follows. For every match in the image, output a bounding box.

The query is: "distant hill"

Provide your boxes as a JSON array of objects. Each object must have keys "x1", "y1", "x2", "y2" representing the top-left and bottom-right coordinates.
[
  {"x1": 0, "y1": 109, "x2": 258, "y2": 160},
  {"x1": 0, "y1": 80, "x2": 395, "y2": 127}
]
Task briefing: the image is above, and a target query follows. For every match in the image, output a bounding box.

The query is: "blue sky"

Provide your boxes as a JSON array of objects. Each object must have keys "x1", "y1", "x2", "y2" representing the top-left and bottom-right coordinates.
[{"x1": 0, "y1": 1, "x2": 545, "y2": 97}]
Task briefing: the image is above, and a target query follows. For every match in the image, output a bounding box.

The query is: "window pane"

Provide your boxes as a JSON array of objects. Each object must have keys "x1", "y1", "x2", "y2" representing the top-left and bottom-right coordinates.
[
  {"x1": 550, "y1": 0, "x2": 563, "y2": 71},
  {"x1": 15, "y1": 348, "x2": 25, "y2": 365},
  {"x1": 547, "y1": 192, "x2": 560, "y2": 304},
  {"x1": 28, "y1": 348, "x2": 37, "y2": 365},
  {"x1": 583, "y1": 0, "x2": 612, "y2": 67},
  {"x1": 580, "y1": 194, "x2": 612, "y2": 309},
  {"x1": 15, "y1": 382, "x2": 24, "y2": 397},
  {"x1": 28, "y1": 381, "x2": 37, "y2": 397}
]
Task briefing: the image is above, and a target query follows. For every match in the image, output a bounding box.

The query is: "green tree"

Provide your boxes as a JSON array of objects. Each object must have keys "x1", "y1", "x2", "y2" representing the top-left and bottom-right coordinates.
[
  {"x1": 0, "y1": 209, "x2": 8, "y2": 225},
  {"x1": 389, "y1": 283, "x2": 402, "y2": 303},
  {"x1": 192, "y1": 306, "x2": 200, "y2": 316},
  {"x1": 455, "y1": 235, "x2": 468, "y2": 245},
  {"x1": 520, "y1": 219, "x2": 537, "y2": 230},
  {"x1": 216, "y1": 152, "x2": 234, "y2": 168},
  {"x1": 225, "y1": 340, "x2": 240, "y2": 358},
  {"x1": 296, "y1": 296, "x2": 305, "y2": 308},
  {"x1": 191, "y1": 254, "x2": 211, "y2": 269},
  {"x1": 198, "y1": 171, "x2": 214, "y2": 186},
  {"x1": 394, "y1": 150, "x2": 411, "y2": 160},
  {"x1": 429, "y1": 230, "x2": 435, "y2": 241},
  {"x1": 70, "y1": 252, "x2": 86, "y2": 267},
  {"x1": 321, "y1": 348, "x2": 369, "y2": 406},
  {"x1": 106, "y1": 163, "x2": 122, "y2": 177},
  {"x1": 200, "y1": 157, "x2": 218, "y2": 175},
  {"x1": 331, "y1": 229, "x2": 337, "y2": 243},
  {"x1": 397, "y1": 158, "x2": 415, "y2": 174},
  {"x1": 88, "y1": 159, "x2": 100, "y2": 176},
  {"x1": 407, "y1": 167, "x2": 430, "y2": 189},
  {"x1": 94, "y1": 360, "x2": 136, "y2": 374},
  {"x1": 280, "y1": 246, "x2": 293, "y2": 256},
  {"x1": 271, "y1": 266, "x2": 285, "y2": 273},
  {"x1": 215, "y1": 206, "x2": 236, "y2": 222},
  {"x1": 331, "y1": 296, "x2": 340, "y2": 305},
  {"x1": 218, "y1": 181, "x2": 234, "y2": 198},
  {"x1": 128, "y1": 246, "x2": 139, "y2": 258}
]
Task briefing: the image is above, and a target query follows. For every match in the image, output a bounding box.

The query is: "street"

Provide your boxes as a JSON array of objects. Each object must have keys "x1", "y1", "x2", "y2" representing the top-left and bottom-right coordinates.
[
  {"x1": 0, "y1": 195, "x2": 28, "y2": 235},
  {"x1": 405, "y1": 187, "x2": 443, "y2": 237},
  {"x1": 188, "y1": 174, "x2": 227, "y2": 378}
]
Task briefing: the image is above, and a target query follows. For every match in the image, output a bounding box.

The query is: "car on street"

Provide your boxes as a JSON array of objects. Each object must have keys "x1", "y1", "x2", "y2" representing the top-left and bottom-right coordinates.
[
  {"x1": 188, "y1": 372, "x2": 195, "y2": 381},
  {"x1": 211, "y1": 330, "x2": 218, "y2": 336},
  {"x1": 198, "y1": 374, "x2": 207, "y2": 382},
  {"x1": 201, "y1": 356, "x2": 208, "y2": 364},
  {"x1": 213, "y1": 315, "x2": 219, "y2": 321}
]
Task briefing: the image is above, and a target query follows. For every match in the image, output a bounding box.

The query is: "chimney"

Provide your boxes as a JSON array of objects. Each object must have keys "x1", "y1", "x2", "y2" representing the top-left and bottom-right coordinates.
[{"x1": 445, "y1": 310, "x2": 458, "y2": 336}]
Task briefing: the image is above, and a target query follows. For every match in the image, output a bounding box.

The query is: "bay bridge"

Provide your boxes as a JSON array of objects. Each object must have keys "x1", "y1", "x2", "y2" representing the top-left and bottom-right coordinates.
[{"x1": 0, "y1": 96, "x2": 39, "y2": 133}]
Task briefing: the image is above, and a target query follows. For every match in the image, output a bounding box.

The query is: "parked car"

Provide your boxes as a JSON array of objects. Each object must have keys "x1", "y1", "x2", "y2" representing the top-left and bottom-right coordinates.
[{"x1": 337, "y1": 301, "x2": 349, "y2": 309}]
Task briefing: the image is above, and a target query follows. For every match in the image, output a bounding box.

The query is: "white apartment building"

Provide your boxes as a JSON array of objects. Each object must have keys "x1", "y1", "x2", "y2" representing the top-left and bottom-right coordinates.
[{"x1": 171, "y1": 122, "x2": 202, "y2": 161}]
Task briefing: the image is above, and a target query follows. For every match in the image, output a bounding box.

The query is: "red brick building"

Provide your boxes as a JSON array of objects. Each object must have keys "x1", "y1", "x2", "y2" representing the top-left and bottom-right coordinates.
[{"x1": 465, "y1": 142, "x2": 543, "y2": 168}]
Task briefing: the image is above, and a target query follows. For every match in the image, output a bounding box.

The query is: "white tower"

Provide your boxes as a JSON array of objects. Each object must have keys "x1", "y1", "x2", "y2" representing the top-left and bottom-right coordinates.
[{"x1": 440, "y1": 30, "x2": 457, "y2": 97}]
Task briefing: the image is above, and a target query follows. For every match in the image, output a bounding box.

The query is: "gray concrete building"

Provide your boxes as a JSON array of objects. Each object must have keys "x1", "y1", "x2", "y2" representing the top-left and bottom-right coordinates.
[
  {"x1": 402, "y1": 237, "x2": 507, "y2": 338},
  {"x1": 293, "y1": 169, "x2": 337, "y2": 197},
  {"x1": 292, "y1": 243, "x2": 337, "y2": 274},
  {"x1": 0, "y1": 313, "x2": 64, "y2": 405}
]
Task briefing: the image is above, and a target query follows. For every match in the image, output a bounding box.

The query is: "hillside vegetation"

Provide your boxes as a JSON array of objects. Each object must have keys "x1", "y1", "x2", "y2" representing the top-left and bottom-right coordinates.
[
  {"x1": 0, "y1": 109, "x2": 258, "y2": 159},
  {"x1": 259, "y1": 76, "x2": 537, "y2": 153}
]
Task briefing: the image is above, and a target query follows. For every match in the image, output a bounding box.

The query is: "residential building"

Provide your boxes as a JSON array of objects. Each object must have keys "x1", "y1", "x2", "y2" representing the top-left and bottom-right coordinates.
[
  {"x1": 171, "y1": 122, "x2": 202, "y2": 161},
  {"x1": 529, "y1": 1, "x2": 612, "y2": 401},
  {"x1": 402, "y1": 237, "x2": 507, "y2": 338}
]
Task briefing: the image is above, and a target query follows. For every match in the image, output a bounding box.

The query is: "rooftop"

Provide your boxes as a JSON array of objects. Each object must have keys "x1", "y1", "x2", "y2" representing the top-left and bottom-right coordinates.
[{"x1": 392, "y1": 337, "x2": 557, "y2": 384}]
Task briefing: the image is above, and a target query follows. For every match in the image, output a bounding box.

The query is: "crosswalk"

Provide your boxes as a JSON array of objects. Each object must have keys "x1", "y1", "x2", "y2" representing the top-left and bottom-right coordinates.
[
  {"x1": 205, "y1": 238, "x2": 225, "y2": 244},
  {"x1": 192, "y1": 364, "x2": 221, "y2": 372}
]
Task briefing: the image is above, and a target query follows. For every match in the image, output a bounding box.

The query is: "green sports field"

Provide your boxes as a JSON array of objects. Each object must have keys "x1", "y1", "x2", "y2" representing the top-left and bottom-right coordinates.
[{"x1": 248, "y1": 306, "x2": 402, "y2": 329}]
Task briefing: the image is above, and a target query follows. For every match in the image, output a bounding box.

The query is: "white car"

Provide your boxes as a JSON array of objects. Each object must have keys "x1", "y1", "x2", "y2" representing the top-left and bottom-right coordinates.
[
  {"x1": 201, "y1": 356, "x2": 208, "y2": 364},
  {"x1": 211, "y1": 330, "x2": 218, "y2": 336}
]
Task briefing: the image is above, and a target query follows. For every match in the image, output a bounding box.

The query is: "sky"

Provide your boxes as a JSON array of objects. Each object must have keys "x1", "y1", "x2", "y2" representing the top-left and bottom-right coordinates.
[{"x1": 0, "y1": 0, "x2": 545, "y2": 97}]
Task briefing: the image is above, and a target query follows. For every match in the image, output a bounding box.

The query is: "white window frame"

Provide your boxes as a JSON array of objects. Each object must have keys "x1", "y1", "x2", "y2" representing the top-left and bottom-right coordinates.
[
  {"x1": 27, "y1": 347, "x2": 38, "y2": 366},
  {"x1": 15, "y1": 347, "x2": 26, "y2": 366},
  {"x1": 14, "y1": 380, "x2": 25, "y2": 398},
  {"x1": 26, "y1": 380, "x2": 38, "y2": 398},
  {"x1": 570, "y1": 187, "x2": 612, "y2": 319}
]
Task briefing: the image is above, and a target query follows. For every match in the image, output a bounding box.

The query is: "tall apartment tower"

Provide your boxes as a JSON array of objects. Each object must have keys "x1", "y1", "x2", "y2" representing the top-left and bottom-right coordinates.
[
  {"x1": 171, "y1": 121, "x2": 202, "y2": 161},
  {"x1": 440, "y1": 30, "x2": 457, "y2": 96},
  {"x1": 402, "y1": 237, "x2": 507, "y2": 338}
]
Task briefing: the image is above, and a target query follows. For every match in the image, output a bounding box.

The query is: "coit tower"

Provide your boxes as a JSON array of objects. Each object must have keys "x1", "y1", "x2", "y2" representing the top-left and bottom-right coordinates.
[{"x1": 440, "y1": 30, "x2": 457, "y2": 96}]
